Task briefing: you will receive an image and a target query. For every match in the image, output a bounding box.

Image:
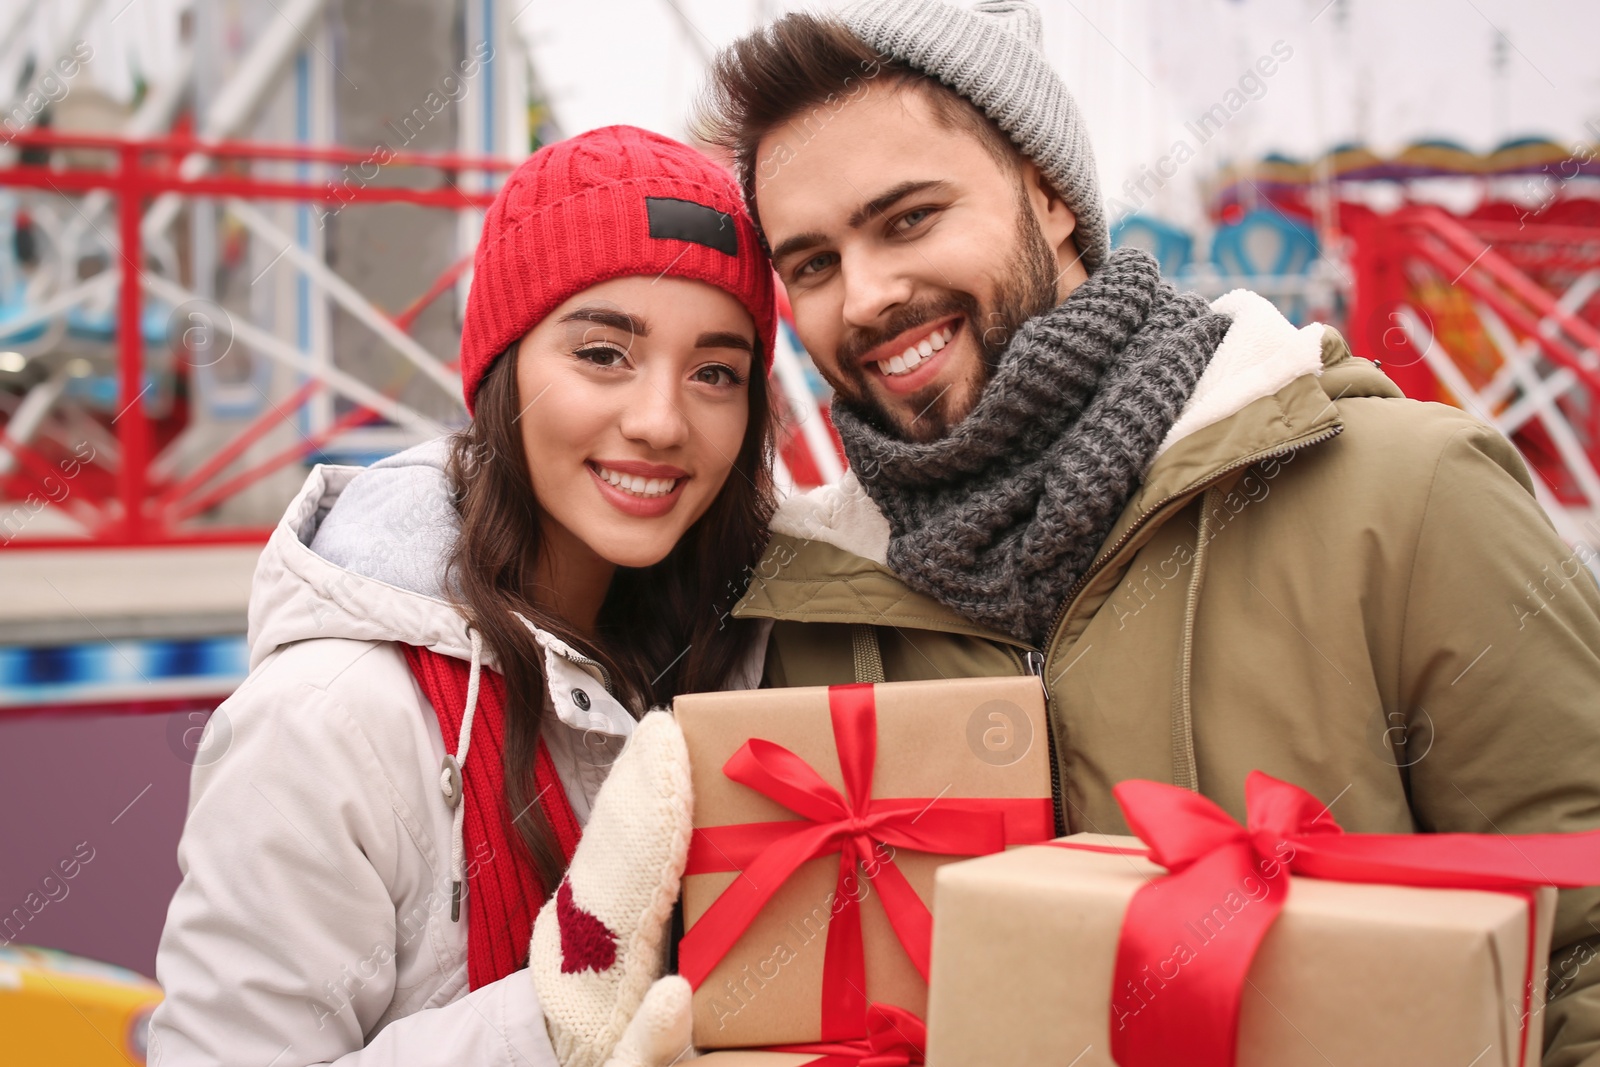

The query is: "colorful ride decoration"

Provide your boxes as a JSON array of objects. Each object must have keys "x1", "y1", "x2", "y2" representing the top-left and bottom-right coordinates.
[
  {"x1": 1116, "y1": 210, "x2": 1320, "y2": 284},
  {"x1": 1120, "y1": 136, "x2": 1600, "y2": 544},
  {"x1": 0, "y1": 632, "x2": 249, "y2": 716},
  {"x1": 1213, "y1": 138, "x2": 1600, "y2": 225},
  {"x1": 1347, "y1": 203, "x2": 1600, "y2": 530},
  {"x1": 1111, "y1": 215, "x2": 1196, "y2": 277},
  {"x1": 1115, "y1": 209, "x2": 1325, "y2": 327},
  {"x1": 1209, "y1": 210, "x2": 1319, "y2": 279},
  {"x1": 1325, "y1": 140, "x2": 1600, "y2": 537}
]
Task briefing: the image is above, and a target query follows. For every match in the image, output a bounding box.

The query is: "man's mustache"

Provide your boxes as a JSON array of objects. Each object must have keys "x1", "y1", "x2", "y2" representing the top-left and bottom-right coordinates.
[{"x1": 836, "y1": 293, "x2": 978, "y2": 369}]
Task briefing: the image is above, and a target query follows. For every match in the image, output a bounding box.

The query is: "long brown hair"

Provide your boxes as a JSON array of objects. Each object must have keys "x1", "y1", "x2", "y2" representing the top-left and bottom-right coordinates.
[{"x1": 445, "y1": 339, "x2": 776, "y2": 893}]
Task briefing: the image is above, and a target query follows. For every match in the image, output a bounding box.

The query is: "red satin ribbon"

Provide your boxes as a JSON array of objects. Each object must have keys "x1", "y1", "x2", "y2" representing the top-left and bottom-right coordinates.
[
  {"x1": 764, "y1": 1003, "x2": 927, "y2": 1066},
  {"x1": 678, "y1": 683, "x2": 1053, "y2": 1039},
  {"x1": 1052, "y1": 771, "x2": 1600, "y2": 1067}
]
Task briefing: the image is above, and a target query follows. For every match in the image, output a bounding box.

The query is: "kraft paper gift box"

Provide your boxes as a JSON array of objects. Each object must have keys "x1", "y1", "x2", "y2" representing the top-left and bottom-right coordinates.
[
  {"x1": 690, "y1": 1003, "x2": 927, "y2": 1066},
  {"x1": 674, "y1": 676, "x2": 1054, "y2": 1050},
  {"x1": 689, "y1": 1053, "x2": 901, "y2": 1067},
  {"x1": 925, "y1": 831, "x2": 1559, "y2": 1067}
]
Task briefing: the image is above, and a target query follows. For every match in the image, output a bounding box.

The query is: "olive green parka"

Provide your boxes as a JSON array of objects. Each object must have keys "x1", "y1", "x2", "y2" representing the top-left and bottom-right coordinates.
[{"x1": 734, "y1": 289, "x2": 1600, "y2": 1065}]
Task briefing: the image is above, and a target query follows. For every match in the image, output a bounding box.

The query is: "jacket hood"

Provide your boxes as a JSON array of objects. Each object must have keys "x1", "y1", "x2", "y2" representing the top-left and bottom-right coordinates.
[
  {"x1": 249, "y1": 436, "x2": 622, "y2": 685},
  {"x1": 247, "y1": 437, "x2": 479, "y2": 672}
]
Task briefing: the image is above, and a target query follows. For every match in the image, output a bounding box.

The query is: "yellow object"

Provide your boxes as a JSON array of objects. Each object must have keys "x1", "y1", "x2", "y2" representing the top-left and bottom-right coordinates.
[{"x1": 0, "y1": 944, "x2": 161, "y2": 1065}]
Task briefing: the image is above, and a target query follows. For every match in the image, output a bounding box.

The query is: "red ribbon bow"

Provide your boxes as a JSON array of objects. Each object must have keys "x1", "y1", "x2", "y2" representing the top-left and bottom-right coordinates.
[
  {"x1": 679, "y1": 683, "x2": 1053, "y2": 1039},
  {"x1": 1060, "y1": 771, "x2": 1600, "y2": 1067},
  {"x1": 765, "y1": 1003, "x2": 927, "y2": 1066}
]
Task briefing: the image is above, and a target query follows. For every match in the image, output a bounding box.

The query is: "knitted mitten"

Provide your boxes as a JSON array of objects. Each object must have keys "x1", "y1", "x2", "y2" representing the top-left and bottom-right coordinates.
[
  {"x1": 605, "y1": 976, "x2": 693, "y2": 1067},
  {"x1": 531, "y1": 710, "x2": 694, "y2": 1067}
]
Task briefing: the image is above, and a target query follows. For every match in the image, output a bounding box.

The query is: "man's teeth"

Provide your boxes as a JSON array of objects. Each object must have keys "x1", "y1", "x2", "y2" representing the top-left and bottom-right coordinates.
[
  {"x1": 595, "y1": 465, "x2": 680, "y2": 498},
  {"x1": 878, "y1": 324, "x2": 955, "y2": 377}
]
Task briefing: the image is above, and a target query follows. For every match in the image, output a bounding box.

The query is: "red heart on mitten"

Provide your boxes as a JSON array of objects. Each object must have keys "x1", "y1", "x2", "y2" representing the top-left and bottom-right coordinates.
[{"x1": 556, "y1": 877, "x2": 618, "y2": 974}]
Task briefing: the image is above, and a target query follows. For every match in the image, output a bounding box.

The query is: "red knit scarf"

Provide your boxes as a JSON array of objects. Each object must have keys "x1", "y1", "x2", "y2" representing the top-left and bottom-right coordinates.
[{"x1": 403, "y1": 644, "x2": 583, "y2": 990}]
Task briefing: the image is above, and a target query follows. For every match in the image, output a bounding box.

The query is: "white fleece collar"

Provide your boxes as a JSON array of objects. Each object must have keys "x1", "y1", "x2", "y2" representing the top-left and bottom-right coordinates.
[
  {"x1": 1154, "y1": 289, "x2": 1325, "y2": 458},
  {"x1": 767, "y1": 467, "x2": 893, "y2": 566},
  {"x1": 770, "y1": 291, "x2": 1326, "y2": 565}
]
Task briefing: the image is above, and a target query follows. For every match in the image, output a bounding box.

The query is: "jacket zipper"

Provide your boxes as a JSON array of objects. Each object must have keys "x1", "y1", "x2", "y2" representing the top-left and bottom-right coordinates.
[
  {"x1": 566, "y1": 649, "x2": 615, "y2": 696},
  {"x1": 1021, "y1": 649, "x2": 1066, "y2": 837},
  {"x1": 512, "y1": 609, "x2": 617, "y2": 696}
]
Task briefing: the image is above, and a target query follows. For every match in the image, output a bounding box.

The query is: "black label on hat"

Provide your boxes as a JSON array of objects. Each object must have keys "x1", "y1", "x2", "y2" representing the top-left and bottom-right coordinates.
[{"x1": 646, "y1": 197, "x2": 738, "y2": 257}]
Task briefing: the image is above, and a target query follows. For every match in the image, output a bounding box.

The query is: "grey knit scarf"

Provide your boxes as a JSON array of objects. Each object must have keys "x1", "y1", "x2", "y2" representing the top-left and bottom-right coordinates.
[{"x1": 832, "y1": 247, "x2": 1231, "y2": 646}]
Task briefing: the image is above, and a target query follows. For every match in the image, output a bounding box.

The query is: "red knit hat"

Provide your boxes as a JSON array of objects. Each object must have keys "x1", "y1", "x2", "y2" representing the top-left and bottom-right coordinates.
[{"x1": 458, "y1": 125, "x2": 777, "y2": 412}]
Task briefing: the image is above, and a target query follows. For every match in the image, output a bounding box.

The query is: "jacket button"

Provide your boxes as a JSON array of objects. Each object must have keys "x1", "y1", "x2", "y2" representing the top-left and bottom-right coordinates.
[{"x1": 572, "y1": 689, "x2": 591, "y2": 711}]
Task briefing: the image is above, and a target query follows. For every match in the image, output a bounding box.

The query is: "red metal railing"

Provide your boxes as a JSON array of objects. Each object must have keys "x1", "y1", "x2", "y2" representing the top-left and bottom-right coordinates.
[
  {"x1": 1348, "y1": 203, "x2": 1600, "y2": 510},
  {"x1": 0, "y1": 130, "x2": 515, "y2": 548}
]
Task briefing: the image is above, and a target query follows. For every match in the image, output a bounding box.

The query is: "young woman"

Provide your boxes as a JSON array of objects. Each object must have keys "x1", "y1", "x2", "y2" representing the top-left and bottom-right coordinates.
[{"x1": 148, "y1": 126, "x2": 777, "y2": 1067}]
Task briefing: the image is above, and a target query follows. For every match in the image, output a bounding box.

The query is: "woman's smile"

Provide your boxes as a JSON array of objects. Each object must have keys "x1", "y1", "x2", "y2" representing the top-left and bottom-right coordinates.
[{"x1": 586, "y1": 460, "x2": 690, "y2": 518}]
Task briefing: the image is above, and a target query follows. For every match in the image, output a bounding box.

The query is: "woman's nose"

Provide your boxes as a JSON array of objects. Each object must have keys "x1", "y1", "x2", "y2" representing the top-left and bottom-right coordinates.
[{"x1": 618, "y1": 374, "x2": 691, "y2": 450}]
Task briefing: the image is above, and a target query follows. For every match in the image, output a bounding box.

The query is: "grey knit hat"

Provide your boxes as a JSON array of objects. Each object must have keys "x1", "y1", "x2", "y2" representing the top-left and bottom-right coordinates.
[{"x1": 839, "y1": 0, "x2": 1110, "y2": 272}]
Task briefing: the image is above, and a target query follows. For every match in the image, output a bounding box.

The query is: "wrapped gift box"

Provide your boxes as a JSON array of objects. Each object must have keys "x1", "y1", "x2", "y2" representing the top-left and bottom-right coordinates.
[
  {"x1": 926, "y1": 832, "x2": 1557, "y2": 1067},
  {"x1": 691, "y1": 1003, "x2": 926, "y2": 1066},
  {"x1": 675, "y1": 677, "x2": 1054, "y2": 1049}
]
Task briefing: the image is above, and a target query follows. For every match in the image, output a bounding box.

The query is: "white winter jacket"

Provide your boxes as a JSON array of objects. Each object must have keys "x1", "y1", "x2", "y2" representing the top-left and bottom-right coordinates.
[{"x1": 148, "y1": 439, "x2": 762, "y2": 1067}]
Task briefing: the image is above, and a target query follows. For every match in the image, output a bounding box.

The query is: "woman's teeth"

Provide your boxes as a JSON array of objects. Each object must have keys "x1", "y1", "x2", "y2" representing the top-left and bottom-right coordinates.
[
  {"x1": 595, "y1": 465, "x2": 680, "y2": 498},
  {"x1": 877, "y1": 324, "x2": 955, "y2": 377}
]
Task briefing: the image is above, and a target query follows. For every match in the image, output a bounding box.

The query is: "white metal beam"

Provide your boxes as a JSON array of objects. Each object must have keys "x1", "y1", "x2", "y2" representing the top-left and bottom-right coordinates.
[
  {"x1": 1399, "y1": 304, "x2": 1600, "y2": 524},
  {"x1": 140, "y1": 0, "x2": 330, "y2": 242},
  {"x1": 142, "y1": 273, "x2": 449, "y2": 438},
  {"x1": 1474, "y1": 301, "x2": 1600, "y2": 509},
  {"x1": 223, "y1": 197, "x2": 463, "y2": 402}
]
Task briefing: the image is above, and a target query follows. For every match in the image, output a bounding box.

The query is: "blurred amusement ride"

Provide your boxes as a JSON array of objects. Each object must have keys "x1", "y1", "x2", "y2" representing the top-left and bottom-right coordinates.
[{"x1": 1, "y1": 0, "x2": 1599, "y2": 1062}]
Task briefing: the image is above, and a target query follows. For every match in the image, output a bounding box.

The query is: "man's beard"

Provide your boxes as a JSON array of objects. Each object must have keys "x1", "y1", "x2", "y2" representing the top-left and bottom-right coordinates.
[{"x1": 830, "y1": 189, "x2": 1061, "y2": 443}]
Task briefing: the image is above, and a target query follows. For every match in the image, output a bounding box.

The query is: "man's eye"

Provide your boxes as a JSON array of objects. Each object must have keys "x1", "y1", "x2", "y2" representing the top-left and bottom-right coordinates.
[
  {"x1": 795, "y1": 252, "x2": 837, "y2": 279},
  {"x1": 574, "y1": 345, "x2": 626, "y2": 368},
  {"x1": 895, "y1": 207, "x2": 934, "y2": 232}
]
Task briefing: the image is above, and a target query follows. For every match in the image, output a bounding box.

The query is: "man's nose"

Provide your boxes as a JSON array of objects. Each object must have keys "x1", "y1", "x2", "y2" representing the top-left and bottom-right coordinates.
[{"x1": 839, "y1": 247, "x2": 915, "y2": 329}]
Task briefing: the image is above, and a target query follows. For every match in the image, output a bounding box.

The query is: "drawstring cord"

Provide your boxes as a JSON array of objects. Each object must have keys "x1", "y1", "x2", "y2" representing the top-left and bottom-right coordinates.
[
  {"x1": 1172, "y1": 489, "x2": 1214, "y2": 794},
  {"x1": 439, "y1": 627, "x2": 483, "y2": 922}
]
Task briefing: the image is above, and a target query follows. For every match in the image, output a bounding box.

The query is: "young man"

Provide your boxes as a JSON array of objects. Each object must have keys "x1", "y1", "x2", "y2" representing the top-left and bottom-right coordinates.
[{"x1": 700, "y1": 0, "x2": 1600, "y2": 1058}]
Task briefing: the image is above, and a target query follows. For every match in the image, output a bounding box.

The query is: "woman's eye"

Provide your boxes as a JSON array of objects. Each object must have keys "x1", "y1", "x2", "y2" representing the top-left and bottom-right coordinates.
[
  {"x1": 574, "y1": 345, "x2": 627, "y2": 368},
  {"x1": 694, "y1": 364, "x2": 745, "y2": 387}
]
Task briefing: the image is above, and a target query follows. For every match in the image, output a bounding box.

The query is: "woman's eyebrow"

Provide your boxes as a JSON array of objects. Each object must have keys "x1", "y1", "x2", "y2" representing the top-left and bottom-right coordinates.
[
  {"x1": 558, "y1": 307, "x2": 648, "y2": 335},
  {"x1": 695, "y1": 330, "x2": 754, "y2": 353}
]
